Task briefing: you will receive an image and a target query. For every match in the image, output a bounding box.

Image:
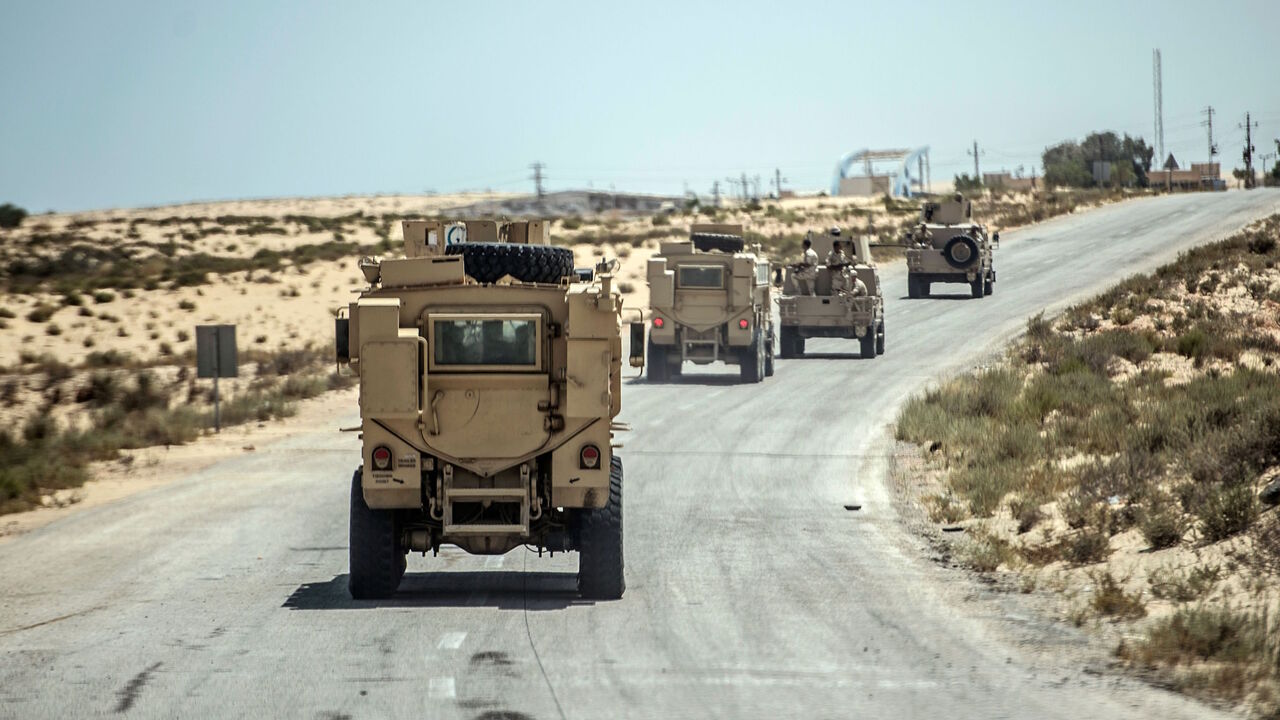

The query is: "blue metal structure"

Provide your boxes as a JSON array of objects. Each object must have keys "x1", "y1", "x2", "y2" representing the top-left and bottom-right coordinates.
[{"x1": 831, "y1": 146, "x2": 931, "y2": 197}]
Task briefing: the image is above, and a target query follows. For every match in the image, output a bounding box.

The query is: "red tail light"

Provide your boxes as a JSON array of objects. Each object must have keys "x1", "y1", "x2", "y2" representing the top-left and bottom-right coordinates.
[
  {"x1": 738, "y1": 318, "x2": 749, "y2": 329},
  {"x1": 371, "y1": 446, "x2": 392, "y2": 471},
  {"x1": 580, "y1": 444, "x2": 601, "y2": 469},
  {"x1": 653, "y1": 317, "x2": 664, "y2": 328}
]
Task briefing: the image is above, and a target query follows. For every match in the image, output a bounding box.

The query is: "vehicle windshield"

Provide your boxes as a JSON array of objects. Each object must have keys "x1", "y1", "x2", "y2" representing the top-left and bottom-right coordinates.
[
  {"x1": 432, "y1": 317, "x2": 538, "y2": 367},
  {"x1": 677, "y1": 265, "x2": 724, "y2": 289}
]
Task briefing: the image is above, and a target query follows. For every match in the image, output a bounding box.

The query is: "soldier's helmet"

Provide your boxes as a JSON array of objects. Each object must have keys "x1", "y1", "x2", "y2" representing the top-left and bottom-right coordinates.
[{"x1": 829, "y1": 226, "x2": 841, "y2": 236}]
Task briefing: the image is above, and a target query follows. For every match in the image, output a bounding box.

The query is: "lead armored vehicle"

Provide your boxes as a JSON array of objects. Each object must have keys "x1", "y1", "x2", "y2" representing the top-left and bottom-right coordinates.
[
  {"x1": 777, "y1": 232, "x2": 885, "y2": 359},
  {"x1": 904, "y1": 194, "x2": 999, "y2": 298},
  {"x1": 336, "y1": 220, "x2": 640, "y2": 600},
  {"x1": 645, "y1": 224, "x2": 775, "y2": 382}
]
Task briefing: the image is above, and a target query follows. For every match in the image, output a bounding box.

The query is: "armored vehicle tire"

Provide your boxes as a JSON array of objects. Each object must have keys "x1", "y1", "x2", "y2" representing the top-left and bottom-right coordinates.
[
  {"x1": 578, "y1": 457, "x2": 625, "y2": 600},
  {"x1": 876, "y1": 320, "x2": 886, "y2": 355},
  {"x1": 860, "y1": 331, "x2": 876, "y2": 359},
  {"x1": 970, "y1": 277, "x2": 984, "y2": 298},
  {"x1": 779, "y1": 327, "x2": 797, "y2": 359},
  {"x1": 739, "y1": 330, "x2": 764, "y2": 383},
  {"x1": 646, "y1": 339, "x2": 670, "y2": 382},
  {"x1": 984, "y1": 272, "x2": 994, "y2": 296},
  {"x1": 690, "y1": 232, "x2": 745, "y2": 254},
  {"x1": 764, "y1": 336, "x2": 775, "y2": 376},
  {"x1": 444, "y1": 242, "x2": 574, "y2": 284},
  {"x1": 907, "y1": 277, "x2": 920, "y2": 299},
  {"x1": 943, "y1": 235, "x2": 980, "y2": 270},
  {"x1": 348, "y1": 468, "x2": 406, "y2": 600}
]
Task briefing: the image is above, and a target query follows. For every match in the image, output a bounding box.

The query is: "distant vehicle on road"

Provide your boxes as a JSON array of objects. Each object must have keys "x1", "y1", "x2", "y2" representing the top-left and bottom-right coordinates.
[
  {"x1": 776, "y1": 231, "x2": 885, "y2": 359},
  {"x1": 645, "y1": 224, "x2": 775, "y2": 382},
  {"x1": 904, "y1": 194, "x2": 999, "y2": 299},
  {"x1": 336, "y1": 220, "x2": 639, "y2": 600}
]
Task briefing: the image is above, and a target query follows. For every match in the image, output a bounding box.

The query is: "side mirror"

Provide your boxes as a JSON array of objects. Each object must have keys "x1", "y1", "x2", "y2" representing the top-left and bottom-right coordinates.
[
  {"x1": 992, "y1": 231, "x2": 1000, "y2": 246},
  {"x1": 335, "y1": 317, "x2": 350, "y2": 364},
  {"x1": 628, "y1": 322, "x2": 645, "y2": 368}
]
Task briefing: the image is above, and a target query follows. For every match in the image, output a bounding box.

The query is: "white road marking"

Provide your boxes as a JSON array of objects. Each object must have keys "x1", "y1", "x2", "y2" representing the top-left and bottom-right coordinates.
[
  {"x1": 428, "y1": 676, "x2": 456, "y2": 699},
  {"x1": 484, "y1": 555, "x2": 504, "y2": 569},
  {"x1": 437, "y1": 631, "x2": 467, "y2": 650}
]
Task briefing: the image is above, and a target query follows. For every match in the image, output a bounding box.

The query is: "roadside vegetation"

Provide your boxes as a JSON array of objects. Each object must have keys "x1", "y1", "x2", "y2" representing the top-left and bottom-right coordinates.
[
  {"x1": 0, "y1": 345, "x2": 352, "y2": 515},
  {"x1": 896, "y1": 214, "x2": 1280, "y2": 715}
]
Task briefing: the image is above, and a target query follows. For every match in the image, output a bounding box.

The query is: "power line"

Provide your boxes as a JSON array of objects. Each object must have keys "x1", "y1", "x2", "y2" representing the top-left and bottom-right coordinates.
[
  {"x1": 967, "y1": 140, "x2": 985, "y2": 179},
  {"x1": 1202, "y1": 106, "x2": 1217, "y2": 166},
  {"x1": 1153, "y1": 48, "x2": 1164, "y2": 162},
  {"x1": 1240, "y1": 112, "x2": 1258, "y2": 188},
  {"x1": 528, "y1": 162, "x2": 546, "y2": 199}
]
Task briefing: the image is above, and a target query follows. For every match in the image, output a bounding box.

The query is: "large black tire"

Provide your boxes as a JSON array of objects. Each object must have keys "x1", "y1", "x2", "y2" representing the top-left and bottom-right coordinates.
[
  {"x1": 983, "y1": 271, "x2": 994, "y2": 296},
  {"x1": 779, "y1": 326, "x2": 797, "y2": 359},
  {"x1": 970, "y1": 276, "x2": 984, "y2": 298},
  {"x1": 690, "y1": 233, "x2": 745, "y2": 254},
  {"x1": 578, "y1": 457, "x2": 625, "y2": 600},
  {"x1": 764, "y1": 333, "x2": 775, "y2": 377},
  {"x1": 349, "y1": 468, "x2": 405, "y2": 600},
  {"x1": 859, "y1": 330, "x2": 876, "y2": 359},
  {"x1": 876, "y1": 319, "x2": 886, "y2": 355},
  {"x1": 907, "y1": 276, "x2": 920, "y2": 299},
  {"x1": 739, "y1": 330, "x2": 763, "y2": 383},
  {"x1": 444, "y1": 243, "x2": 574, "y2": 284},
  {"x1": 646, "y1": 338, "x2": 670, "y2": 383},
  {"x1": 920, "y1": 281, "x2": 931, "y2": 298},
  {"x1": 943, "y1": 235, "x2": 980, "y2": 270}
]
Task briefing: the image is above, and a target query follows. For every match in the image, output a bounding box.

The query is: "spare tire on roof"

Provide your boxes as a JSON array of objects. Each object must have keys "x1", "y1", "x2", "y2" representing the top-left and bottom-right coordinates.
[
  {"x1": 690, "y1": 233, "x2": 745, "y2": 253},
  {"x1": 942, "y1": 235, "x2": 980, "y2": 269},
  {"x1": 444, "y1": 243, "x2": 575, "y2": 284}
]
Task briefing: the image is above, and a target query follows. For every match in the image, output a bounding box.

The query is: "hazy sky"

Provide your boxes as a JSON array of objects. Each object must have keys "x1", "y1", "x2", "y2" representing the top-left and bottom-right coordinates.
[{"x1": 2, "y1": 0, "x2": 1278, "y2": 212}]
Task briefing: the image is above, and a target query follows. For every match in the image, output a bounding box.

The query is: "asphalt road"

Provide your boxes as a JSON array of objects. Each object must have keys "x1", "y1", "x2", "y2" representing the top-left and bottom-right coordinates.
[{"x1": 2, "y1": 190, "x2": 1278, "y2": 720}]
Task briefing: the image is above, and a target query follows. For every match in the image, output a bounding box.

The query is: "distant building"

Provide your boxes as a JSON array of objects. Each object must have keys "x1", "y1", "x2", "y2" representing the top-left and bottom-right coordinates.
[
  {"x1": 838, "y1": 175, "x2": 892, "y2": 196},
  {"x1": 1159, "y1": 156, "x2": 1222, "y2": 190},
  {"x1": 982, "y1": 171, "x2": 1036, "y2": 192}
]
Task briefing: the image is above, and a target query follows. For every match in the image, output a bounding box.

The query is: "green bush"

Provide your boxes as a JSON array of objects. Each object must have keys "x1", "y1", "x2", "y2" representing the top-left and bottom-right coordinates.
[
  {"x1": 1196, "y1": 484, "x2": 1258, "y2": 542},
  {"x1": 0, "y1": 203, "x2": 27, "y2": 229}
]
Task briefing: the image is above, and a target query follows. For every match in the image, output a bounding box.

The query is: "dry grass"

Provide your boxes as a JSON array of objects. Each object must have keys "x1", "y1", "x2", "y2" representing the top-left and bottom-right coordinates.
[
  {"x1": 0, "y1": 346, "x2": 345, "y2": 515},
  {"x1": 897, "y1": 213, "x2": 1280, "y2": 714}
]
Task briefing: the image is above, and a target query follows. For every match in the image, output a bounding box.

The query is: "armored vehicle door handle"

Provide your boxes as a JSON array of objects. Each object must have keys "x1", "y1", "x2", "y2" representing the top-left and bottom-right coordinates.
[{"x1": 429, "y1": 390, "x2": 444, "y2": 436}]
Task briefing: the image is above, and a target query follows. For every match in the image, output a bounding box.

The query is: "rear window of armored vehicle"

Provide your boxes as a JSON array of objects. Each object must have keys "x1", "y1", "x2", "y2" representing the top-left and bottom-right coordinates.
[
  {"x1": 677, "y1": 265, "x2": 724, "y2": 289},
  {"x1": 429, "y1": 313, "x2": 541, "y2": 370}
]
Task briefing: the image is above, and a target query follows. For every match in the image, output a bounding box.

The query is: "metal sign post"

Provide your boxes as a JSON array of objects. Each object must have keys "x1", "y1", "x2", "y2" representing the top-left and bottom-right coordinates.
[{"x1": 196, "y1": 325, "x2": 238, "y2": 432}]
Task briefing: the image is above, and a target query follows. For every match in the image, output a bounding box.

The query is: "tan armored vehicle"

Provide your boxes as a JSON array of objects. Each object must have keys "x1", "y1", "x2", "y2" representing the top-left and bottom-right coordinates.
[
  {"x1": 777, "y1": 231, "x2": 885, "y2": 359},
  {"x1": 336, "y1": 220, "x2": 641, "y2": 600},
  {"x1": 904, "y1": 194, "x2": 999, "y2": 298},
  {"x1": 645, "y1": 224, "x2": 775, "y2": 382}
]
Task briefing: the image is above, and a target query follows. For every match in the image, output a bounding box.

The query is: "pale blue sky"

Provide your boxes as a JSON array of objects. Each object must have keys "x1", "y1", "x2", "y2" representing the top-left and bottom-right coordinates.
[{"x1": 2, "y1": 0, "x2": 1277, "y2": 212}]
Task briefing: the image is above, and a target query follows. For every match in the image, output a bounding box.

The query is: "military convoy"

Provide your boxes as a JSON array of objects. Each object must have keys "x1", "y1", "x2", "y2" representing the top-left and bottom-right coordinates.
[
  {"x1": 776, "y1": 231, "x2": 885, "y2": 359},
  {"x1": 644, "y1": 224, "x2": 775, "y2": 382},
  {"x1": 336, "y1": 220, "x2": 640, "y2": 600},
  {"x1": 334, "y1": 197, "x2": 1002, "y2": 601},
  {"x1": 903, "y1": 194, "x2": 999, "y2": 299}
]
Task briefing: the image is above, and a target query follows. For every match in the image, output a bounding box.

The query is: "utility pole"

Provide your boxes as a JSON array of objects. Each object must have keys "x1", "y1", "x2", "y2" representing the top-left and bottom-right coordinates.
[
  {"x1": 968, "y1": 140, "x2": 984, "y2": 181},
  {"x1": 724, "y1": 176, "x2": 739, "y2": 201},
  {"x1": 740, "y1": 172, "x2": 750, "y2": 201},
  {"x1": 1202, "y1": 106, "x2": 1217, "y2": 167},
  {"x1": 711, "y1": 180, "x2": 721, "y2": 207},
  {"x1": 529, "y1": 162, "x2": 546, "y2": 199},
  {"x1": 773, "y1": 168, "x2": 788, "y2": 198},
  {"x1": 1152, "y1": 49, "x2": 1164, "y2": 163},
  {"x1": 1240, "y1": 112, "x2": 1258, "y2": 189}
]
